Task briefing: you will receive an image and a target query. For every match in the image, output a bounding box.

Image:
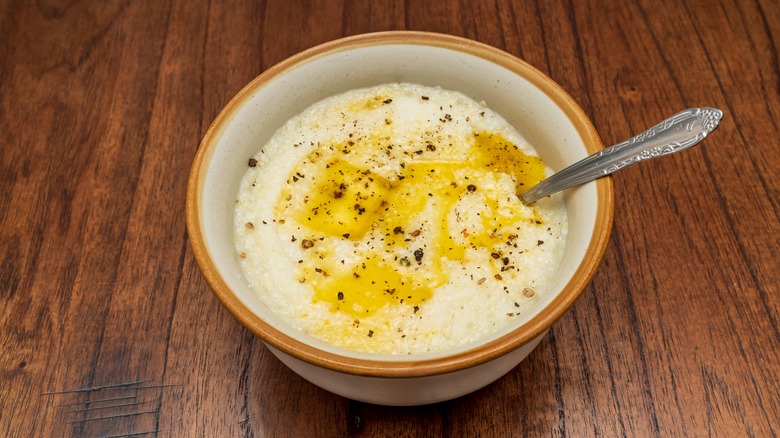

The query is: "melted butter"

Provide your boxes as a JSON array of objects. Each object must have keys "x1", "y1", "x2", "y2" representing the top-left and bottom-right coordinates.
[
  {"x1": 473, "y1": 132, "x2": 547, "y2": 193},
  {"x1": 292, "y1": 158, "x2": 391, "y2": 239},
  {"x1": 380, "y1": 161, "x2": 466, "y2": 260},
  {"x1": 349, "y1": 95, "x2": 393, "y2": 112},
  {"x1": 276, "y1": 131, "x2": 549, "y2": 322},
  {"x1": 308, "y1": 254, "x2": 435, "y2": 318}
]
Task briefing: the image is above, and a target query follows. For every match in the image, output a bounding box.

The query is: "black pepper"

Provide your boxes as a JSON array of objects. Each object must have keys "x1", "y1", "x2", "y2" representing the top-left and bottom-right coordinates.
[
  {"x1": 301, "y1": 239, "x2": 314, "y2": 249},
  {"x1": 414, "y1": 248, "x2": 424, "y2": 262},
  {"x1": 467, "y1": 184, "x2": 477, "y2": 192},
  {"x1": 337, "y1": 291, "x2": 344, "y2": 300}
]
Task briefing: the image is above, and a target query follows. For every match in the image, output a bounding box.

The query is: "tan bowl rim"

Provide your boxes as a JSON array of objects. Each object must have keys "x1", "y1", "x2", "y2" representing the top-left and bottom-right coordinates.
[{"x1": 186, "y1": 30, "x2": 614, "y2": 378}]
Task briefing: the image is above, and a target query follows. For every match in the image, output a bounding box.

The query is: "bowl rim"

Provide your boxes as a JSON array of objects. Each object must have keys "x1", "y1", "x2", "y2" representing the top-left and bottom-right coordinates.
[{"x1": 186, "y1": 30, "x2": 614, "y2": 378}]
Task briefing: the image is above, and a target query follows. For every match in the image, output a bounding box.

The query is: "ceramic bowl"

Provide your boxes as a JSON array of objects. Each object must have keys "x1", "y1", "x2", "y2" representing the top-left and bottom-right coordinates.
[{"x1": 186, "y1": 31, "x2": 613, "y2": 406}]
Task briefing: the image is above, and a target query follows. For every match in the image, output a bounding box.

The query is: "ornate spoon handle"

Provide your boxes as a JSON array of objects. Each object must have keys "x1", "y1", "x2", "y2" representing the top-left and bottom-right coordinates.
[{"x1": 520, "y1": 107, "x2": 724, "y2": 205}]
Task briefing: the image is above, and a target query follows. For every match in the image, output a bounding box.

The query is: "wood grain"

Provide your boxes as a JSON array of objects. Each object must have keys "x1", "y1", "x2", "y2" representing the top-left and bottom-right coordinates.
[{"x1": 1, "y1": 0, "x2": 777, "y2": 436}]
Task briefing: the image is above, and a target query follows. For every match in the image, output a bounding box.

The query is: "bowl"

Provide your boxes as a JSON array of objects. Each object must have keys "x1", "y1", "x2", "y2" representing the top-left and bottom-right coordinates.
[{"x1": 186, "y1": 31, "x2": 613, "y2": 406}]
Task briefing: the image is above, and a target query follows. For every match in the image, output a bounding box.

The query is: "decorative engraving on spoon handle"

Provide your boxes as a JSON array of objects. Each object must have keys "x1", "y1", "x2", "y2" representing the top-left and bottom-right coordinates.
[
  {"x1": 598, "y1": 107, "x2": 724, "y2": 173},
  {"x1": 520, "y1": 107, "x2": 724, "y2": 204}
]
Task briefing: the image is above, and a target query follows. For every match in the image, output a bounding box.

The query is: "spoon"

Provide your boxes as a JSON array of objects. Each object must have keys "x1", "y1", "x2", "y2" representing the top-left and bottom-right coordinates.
[{"x1": 520, "y1": 107, "x2": 724, "y2": 205}]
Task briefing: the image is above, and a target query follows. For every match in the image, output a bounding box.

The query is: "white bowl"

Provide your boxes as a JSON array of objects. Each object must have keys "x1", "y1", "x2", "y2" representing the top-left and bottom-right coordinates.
[{"x1": 186, "y1": 31, "x2": 613, "y2": 406}]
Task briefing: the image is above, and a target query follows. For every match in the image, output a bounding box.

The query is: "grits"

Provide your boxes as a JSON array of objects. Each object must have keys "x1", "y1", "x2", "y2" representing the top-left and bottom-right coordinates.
[{"x1": 234, "y1": 83, "x2": 567, "y2": 355}]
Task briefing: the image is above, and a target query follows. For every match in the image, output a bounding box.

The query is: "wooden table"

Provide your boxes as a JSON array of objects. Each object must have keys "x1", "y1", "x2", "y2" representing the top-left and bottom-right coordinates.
[{"x1": 2, "y1": 1, "x2": 778, "y2": 436}]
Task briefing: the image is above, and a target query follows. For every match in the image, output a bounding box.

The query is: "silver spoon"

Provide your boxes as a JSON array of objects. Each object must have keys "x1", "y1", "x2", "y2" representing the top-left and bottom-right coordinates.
[{"x1": 520, "y1": 107, "x2": 724, "y2": 205}]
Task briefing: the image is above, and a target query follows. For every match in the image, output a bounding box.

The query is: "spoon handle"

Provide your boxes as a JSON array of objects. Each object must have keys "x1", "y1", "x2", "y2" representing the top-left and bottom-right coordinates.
[{"x1": 520, "y1": 107, "x2": 724, "y2": 204}]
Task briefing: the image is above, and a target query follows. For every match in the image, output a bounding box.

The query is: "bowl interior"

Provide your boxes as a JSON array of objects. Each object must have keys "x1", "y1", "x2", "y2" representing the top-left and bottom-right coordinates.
[{"x1": 189, "y1": 32, "x2": 611, "y2": 373}]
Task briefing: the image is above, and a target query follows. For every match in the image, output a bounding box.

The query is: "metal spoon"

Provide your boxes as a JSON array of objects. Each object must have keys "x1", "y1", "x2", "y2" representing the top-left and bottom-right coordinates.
[{"x1": 520, "y1": 107, "x2": 724, "y2": 205}]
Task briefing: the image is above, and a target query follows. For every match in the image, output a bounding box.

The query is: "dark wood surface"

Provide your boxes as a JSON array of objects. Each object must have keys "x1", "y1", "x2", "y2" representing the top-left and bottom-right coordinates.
[{"x1": 1, "y1": 0, "x2": 778, "y2": 436}]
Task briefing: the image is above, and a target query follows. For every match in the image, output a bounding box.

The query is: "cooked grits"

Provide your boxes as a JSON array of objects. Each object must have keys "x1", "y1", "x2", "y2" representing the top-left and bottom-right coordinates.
[{"x1": 234, "y1": 83, "x2": 567, "y2": 355}]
